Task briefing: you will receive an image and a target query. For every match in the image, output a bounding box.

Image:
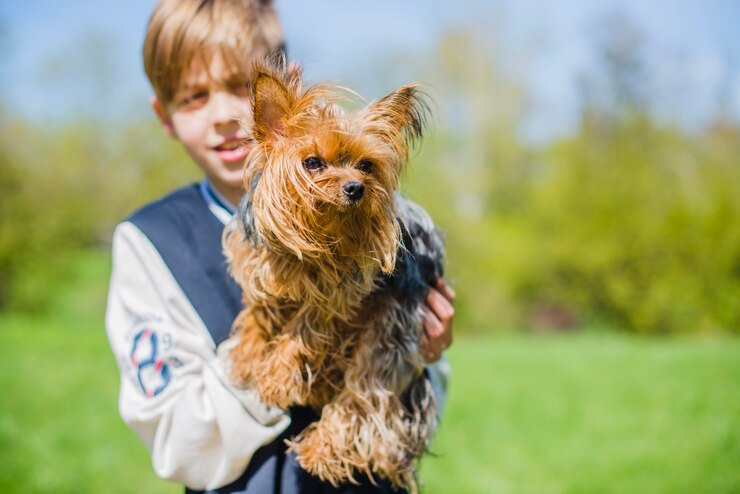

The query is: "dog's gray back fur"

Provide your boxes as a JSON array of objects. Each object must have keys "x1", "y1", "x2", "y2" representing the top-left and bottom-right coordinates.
[
  {"x1": 381, "y1": 195, "x2": 445, "y2": 305},
  {"x1": 237, "y1": 170, "x2": 262, "y2": 247}
]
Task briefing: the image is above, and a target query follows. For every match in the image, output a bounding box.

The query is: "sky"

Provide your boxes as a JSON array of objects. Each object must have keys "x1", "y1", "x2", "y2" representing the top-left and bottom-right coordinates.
[{"x1": 2, "y1": 0, "x2": 739, "y2": 141}]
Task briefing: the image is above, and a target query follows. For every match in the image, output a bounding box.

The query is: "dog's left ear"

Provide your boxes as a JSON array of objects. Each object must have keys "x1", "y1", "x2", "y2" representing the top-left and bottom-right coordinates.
[
  {"x1": 366, "y1": 84, "x2": 429, "y2": 155},
  {"x1": 252, "y1": 71, "x2": 294, "y2": 143}
]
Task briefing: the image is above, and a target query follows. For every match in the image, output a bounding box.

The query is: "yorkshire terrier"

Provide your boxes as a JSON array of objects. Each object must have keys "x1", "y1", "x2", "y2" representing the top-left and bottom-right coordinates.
[{"x1": 224, "y1": 60, "x2": 445, "y2": 493}]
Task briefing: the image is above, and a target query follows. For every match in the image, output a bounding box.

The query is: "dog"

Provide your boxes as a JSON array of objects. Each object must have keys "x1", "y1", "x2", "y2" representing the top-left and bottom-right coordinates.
[{"x1": 224, "y1": 60, "x2": 445, "y2": 492}]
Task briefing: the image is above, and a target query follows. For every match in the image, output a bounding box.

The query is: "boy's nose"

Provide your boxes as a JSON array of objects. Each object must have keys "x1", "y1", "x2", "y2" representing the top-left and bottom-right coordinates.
[{"x1": 211, "y1": 91, "x2": 245, "y2": 126}]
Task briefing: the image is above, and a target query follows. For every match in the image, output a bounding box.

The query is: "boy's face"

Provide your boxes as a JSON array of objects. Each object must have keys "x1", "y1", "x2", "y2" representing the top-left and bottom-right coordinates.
[{"x1": 152, "y1": 53, "x2": 256, "y2": 205}]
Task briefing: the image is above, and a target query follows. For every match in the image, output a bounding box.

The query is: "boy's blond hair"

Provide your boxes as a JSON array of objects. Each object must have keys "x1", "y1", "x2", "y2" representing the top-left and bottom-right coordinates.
[{"x1": 143, "y1": 0, "x2": 284, "y2": 107}]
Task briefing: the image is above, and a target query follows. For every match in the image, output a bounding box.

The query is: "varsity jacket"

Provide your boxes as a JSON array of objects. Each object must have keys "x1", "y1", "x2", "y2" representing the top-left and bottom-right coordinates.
[{"x1": 105, "y1": 181, "x2": 449, "y2": 493}]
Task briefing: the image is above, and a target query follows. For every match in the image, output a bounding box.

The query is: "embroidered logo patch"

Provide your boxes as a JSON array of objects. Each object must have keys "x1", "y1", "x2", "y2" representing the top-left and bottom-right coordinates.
[{"x1": 130, "y1": 327, "x2": 171, "y2": 398}]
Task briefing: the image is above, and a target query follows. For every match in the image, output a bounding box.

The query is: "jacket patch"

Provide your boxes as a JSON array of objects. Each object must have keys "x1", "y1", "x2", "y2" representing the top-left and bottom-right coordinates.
[{"x1": 130, "y1": 327, "x2": 171, "y2": 398}]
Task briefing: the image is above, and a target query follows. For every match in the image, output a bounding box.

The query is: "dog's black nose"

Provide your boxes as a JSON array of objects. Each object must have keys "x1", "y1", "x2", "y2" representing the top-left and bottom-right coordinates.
[{"x1": 342, "y1": 181, "x2": 365, "y2": 202}]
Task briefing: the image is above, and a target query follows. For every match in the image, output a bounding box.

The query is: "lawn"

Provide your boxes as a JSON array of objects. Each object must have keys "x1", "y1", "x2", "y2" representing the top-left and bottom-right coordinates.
[
  {"x1": 0, "y1": 252, "x2": 738, "y2": 493},
  {"x1": 423, "y1": 334, "x2": 740, "y2": 494}
]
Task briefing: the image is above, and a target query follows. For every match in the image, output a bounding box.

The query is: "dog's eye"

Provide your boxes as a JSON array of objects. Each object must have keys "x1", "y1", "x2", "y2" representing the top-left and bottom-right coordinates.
[
  {"x1": 302, "y1": 156, "x2": 325, "y2": 172},
  {"x1": 357, "y1": 160, "x2": 373, "y2": 173}
]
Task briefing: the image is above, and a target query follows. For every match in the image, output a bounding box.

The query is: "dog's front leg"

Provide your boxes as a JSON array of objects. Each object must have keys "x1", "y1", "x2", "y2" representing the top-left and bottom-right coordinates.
[
  {"x1": 230, "y1": 306, "x2": 271, "y2": 384},
  {"x1": 252, "y1": 333, "x2": 313, "y2": 408}
]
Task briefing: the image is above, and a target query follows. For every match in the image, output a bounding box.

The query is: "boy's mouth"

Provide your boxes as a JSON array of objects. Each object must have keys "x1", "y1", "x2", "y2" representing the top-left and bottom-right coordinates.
[{"x1": 214, "y1": 139, "x2": 252, "y2": 163}]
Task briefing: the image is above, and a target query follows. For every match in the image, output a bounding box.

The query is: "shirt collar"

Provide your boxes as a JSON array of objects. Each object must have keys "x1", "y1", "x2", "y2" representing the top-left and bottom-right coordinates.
[{"x1": 199, "y1": 179, "x2": 236, "y2": 225}]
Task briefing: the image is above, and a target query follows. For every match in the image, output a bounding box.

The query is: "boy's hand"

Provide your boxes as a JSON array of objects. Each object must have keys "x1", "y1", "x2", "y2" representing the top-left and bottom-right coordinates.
[{"x1": 421, "y1": 277, "x2": 455, "y2": 363}]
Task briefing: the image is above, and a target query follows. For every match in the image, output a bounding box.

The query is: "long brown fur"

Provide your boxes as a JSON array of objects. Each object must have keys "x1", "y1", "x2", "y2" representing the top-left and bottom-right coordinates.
[{"x1": 224, "y1": 59, "x2": 439, "y2": 493}]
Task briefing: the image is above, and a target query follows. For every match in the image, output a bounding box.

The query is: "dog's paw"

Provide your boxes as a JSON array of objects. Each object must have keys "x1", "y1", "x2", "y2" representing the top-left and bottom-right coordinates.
[
  {"x1": 289, "y1": 424, "x2": 354, "y2": 487},
  {"x1": 253, "y1": 335, "x2": 311, "y2": 407},
  {"x1": 255, "y1": 368, "x2": 308, "y2": 408}
]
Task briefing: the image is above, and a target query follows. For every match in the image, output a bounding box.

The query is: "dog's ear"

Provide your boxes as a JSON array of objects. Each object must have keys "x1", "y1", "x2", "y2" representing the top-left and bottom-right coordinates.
[
  {"x1": 366, "y1": 84, "x2": 429, "y2": 157},
  {"x1": 252, "y1": 71, "x2": 294, "y2": 142}
]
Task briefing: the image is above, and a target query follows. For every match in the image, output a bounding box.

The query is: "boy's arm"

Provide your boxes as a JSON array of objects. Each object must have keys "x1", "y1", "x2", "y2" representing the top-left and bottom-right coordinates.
[{"x1": 105, "y1": 222, "x2": 290, "y2": 490}]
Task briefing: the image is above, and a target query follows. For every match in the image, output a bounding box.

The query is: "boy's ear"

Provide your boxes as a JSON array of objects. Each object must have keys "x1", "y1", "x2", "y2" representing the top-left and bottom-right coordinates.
[
  {"x1": 252, "y1": 73, "x2": 293, "y2": 143},
  {"x1": 367, "y1": 84, "x2": 428, "y2": 152},
  {"x1": 150, "y1": 96, "x2": 177, "y2": 139}
]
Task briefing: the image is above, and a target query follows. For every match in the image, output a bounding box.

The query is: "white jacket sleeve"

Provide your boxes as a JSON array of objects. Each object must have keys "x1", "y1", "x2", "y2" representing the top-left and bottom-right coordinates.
[
  {"x1": 105, "y1": 222, "x2": 290, "y2": 490},
  {"x1": 427, "y1": 356, "x2": 451, "y2": 418}
]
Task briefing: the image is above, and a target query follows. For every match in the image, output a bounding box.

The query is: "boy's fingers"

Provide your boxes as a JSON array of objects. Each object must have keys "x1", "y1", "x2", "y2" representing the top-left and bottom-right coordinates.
[
  {"x1": 420, "y1": 278, "x2": 456, "y2": 363},
  {"x1": 422, "y1": 306, "x2": 445, "y2": 339},
  {"x1": 421, "y1": 306, "x2": 452, "y2": 363},
  {"x1": 424, "y1": 349, "x2": 441, "y2": 363},
  {"x1": 420, "y1": 313, "x2": 442, "y2": 363},
  {"x1": 426, "y1": 286, "x2": 455, "y2": 323},
  {"x1": 435, "y1": 277, "x2": 456, "y2": 303},
  {"x1": 420, "y1": 333, "x2": 437, "y2": 362}
]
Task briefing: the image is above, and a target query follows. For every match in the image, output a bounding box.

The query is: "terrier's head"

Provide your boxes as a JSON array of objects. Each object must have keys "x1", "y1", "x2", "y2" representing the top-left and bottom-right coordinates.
[{"x1": 239, "y1": 60, "x2": 428, "y2": 274}]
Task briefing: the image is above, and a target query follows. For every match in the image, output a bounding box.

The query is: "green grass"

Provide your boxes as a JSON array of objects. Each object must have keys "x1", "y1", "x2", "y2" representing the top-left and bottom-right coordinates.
[
  {"x1": 422, "y1": 336, "x2": 740, "y2": 494},
  {"x1": 0, "y1": 251, "x2": 178, "y2": 494},
  {"x1": 1, "y1": 252, "x2": 739, "y2": 493}
]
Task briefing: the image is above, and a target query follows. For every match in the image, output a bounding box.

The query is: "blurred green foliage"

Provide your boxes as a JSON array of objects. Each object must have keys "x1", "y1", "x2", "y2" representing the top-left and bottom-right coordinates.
[
  {"x1": 0, "y1": 112, "x2": 197, "y2": 311},
  {"x1": 483, "y1": 118, "x2": 739, "y2": 334},
  {"x1": 401, "y1": 27, "x2": 740, "y2": 335}
]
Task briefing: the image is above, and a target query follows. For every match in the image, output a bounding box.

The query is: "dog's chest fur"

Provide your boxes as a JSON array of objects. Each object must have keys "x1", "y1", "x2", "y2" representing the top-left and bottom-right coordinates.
[{"x1": 231, "y1": 194, "x2": 444, "y2": 407}]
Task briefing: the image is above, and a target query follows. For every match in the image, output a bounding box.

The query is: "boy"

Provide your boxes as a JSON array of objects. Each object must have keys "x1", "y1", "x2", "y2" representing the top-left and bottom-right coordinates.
[{"x1": 105, "y1": 0, "x2": 455, "y2": 492}]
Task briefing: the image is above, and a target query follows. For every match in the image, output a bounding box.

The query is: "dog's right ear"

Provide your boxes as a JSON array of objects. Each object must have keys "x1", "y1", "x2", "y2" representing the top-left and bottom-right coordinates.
[
  {"x1": 364, "y1": 84, "x2": 429, "y2": 162},
  {"x1": 252, "y1": 71, "x2": 293, "y2": 143}
]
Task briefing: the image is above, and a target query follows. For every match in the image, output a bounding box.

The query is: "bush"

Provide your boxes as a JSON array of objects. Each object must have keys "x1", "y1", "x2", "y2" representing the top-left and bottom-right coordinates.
[
  {"x1": 0, "y1": 114, "x2": 196, "y2": 312},
  {"x1": 485, "y1": 117, "x2": 740, "y2": 333}
]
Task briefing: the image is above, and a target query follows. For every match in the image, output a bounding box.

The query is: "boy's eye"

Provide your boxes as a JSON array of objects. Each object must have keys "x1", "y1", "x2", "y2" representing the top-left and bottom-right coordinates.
[
  {"x1": 178, "y1": 90, "x2": 209, "y2": 110},
  {"x1": 357, "y1": 160, "x2": 373, "y2": 173},
  {"x1": 229, "y1": 81, "x2": 251, "y2": 97},
  {"x1": 302, "y1": 156, "x2": 326, "y2": 172}
]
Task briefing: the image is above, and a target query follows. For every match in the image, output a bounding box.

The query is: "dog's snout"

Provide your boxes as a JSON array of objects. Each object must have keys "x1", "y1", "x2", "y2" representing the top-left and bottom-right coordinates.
[{"x1": 342, "y1": 181, "x2": 365, "y2": 202}]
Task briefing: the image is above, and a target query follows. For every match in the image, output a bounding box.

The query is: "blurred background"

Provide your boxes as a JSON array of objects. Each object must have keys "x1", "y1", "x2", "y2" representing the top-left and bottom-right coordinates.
[{"x1": 1, "y1": 1, "x2": 738, "y2": 493}]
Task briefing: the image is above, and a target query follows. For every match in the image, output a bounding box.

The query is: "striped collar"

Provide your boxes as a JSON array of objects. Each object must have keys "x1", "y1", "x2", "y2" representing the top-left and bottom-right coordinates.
[{"x1": 198, "y1": 180, "x2": 236, "y2": 225}]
